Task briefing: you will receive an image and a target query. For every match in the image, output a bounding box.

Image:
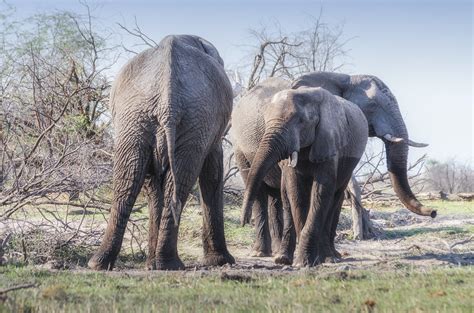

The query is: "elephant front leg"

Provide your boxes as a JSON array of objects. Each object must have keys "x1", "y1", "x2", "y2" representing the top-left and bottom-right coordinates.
[
  {"x1": 324, "y1": 188, "x2": 346, "y2": 261},
  {"x1": 199, "y1": 144, "x2": 235, "y2": 266},
  {"x1": 155, "y1": 204, "x2": 185, "y2": 270},
  {"x1": 293, "y1": 165, "x2": 337, "y2": 267},
  {"x1": 250, "y1": 190, "x2": 273, "y2": 257},
  {"x1": 274, "y1": 182, "x2": 295, "y2": 265},
  {"x1": 154, "y1": 169, "x2": 191, "y2": 270},
  {"x1": 143, "y1": 176, "x2": 163, "y2": 270},
  {"x1": 267, "y1": 188, "x2": 283, "y2": 254},
  {"x1": 275, "y1": 166, "x2": 311, "y2": 265}
]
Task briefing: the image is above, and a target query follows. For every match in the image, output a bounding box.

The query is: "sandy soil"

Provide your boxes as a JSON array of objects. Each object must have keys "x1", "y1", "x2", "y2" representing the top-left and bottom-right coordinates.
[
  {"x1": 76, "y1": 210, "x2": 474, "y2": 277},
  {"x1": 3, "y1": 205, "x2": 473, "y2": 275}
]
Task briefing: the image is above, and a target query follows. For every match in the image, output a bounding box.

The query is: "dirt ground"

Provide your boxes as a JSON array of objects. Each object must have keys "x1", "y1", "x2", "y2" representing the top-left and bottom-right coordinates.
[
  {"x1": 67, "y1": 207, "x2": 474, "y2": 277},
  {"x1": 209, "y1": 208, "x2": 473, "y2": 272},
  {"x1": 2, "y1": 201, "x2": 473, "y2": 275}
]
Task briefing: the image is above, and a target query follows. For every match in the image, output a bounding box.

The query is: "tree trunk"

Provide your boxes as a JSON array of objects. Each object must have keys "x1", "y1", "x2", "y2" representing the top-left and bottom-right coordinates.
[{"x1": 346, "y1": 176, "x2": 376, "y2": 240}]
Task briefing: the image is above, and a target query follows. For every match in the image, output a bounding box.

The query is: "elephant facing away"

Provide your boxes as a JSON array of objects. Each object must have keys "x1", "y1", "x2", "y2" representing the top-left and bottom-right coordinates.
[
  {"x1": 238, "y1": 86, "x2": 368, "y2": 267},
  {"x1": 88, "y1": 35, "x2": 235, "y2": 270},
  {"x1": 232, "y1": 73, "x2": 435, "y2": 259}
]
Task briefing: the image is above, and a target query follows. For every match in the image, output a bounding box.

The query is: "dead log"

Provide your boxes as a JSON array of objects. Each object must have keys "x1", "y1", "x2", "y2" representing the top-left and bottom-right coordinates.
[
  {"x1": 457, "y1": 193, "x2": 474, "y2": 201},
  {"x1": 346, "y1": 176, "x2": 377, "y2": 240}
]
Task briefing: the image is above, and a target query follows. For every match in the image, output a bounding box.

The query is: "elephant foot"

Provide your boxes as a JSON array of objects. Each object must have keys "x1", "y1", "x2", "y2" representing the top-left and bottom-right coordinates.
[
  {"x1": 274, "y1": 253, "x2": 292, "y2": 265},
  {"x1": 316, "y1": 246, "x2": 342, "y2": 264},
  {"x1": 202, "y1": 250, "x2": 235, "y2": 267},
  {"x1": 155, "y1": 257, "x2": 185, "y2": 271},
  {"x1": 292, "y1": 253, "x2": 314, "y2": 268},
  {"x1": 88, "y1": 251, "x2": 116, "y2": 271},
  {"x1": 331, "y1": 247, "x2": 342, "y2": 259},
  {"x1": 293, "y1": 246, "x2": 337, "y2": 268},
  {"x1": 252, "y1": 239, "x2": 272, "y2": 257},
  {"x1": 323, "y1": 255, "x2": 341, "y2": 263},
  {"x1": 271, "y1": 240, "x2": 282, "y2": 256},
  {"x1": 251, "y1": 250, "x2": 272, "y2": 257},
  {"x1": 146, "y1": 257, "x2": 156, "y2": 270}
]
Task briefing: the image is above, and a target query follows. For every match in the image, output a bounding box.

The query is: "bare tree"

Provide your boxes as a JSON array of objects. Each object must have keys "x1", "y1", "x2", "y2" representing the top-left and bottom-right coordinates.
[
  {"x1": 342, "y1": 139, "x2": 428, "y2": 239},
  {"x1": 242, "y1": 11, "x2": 351, "y2": 89},
  {"x1": 0, "y1": 5, "x2": 118, "y2": 219},
  {"x1": 425, "y1": 158, "x2": 474, "y2": 194},
  {"x1": 353, "y1": 140, "x2": 427, "y2": 203}
]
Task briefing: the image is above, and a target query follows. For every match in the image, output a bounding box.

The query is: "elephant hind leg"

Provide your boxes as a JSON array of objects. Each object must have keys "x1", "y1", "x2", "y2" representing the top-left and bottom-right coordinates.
[
  {"x1": 199, "y1": 144, "x2": 235, "y2": 266},
  {"x1": 154, "y1": 145, "x2": 206, "y2": 270},
  {"x1": 89, "y1": 137, "x2": 151, "y2": 271}
]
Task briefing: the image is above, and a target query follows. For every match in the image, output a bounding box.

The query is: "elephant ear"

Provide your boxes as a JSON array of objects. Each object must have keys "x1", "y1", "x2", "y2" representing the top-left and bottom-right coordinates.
[
  {"x1": 360, "y1": 76, "x2": 400, "y2": 138},
  {"x1": 291, "y1": 72, "x2": 350, "y2": 97},
  {"x1": 309, "y1": 92, "x2": 350, "y2": 162},
  {"x1": 198, "y1": 37, "x2": 224, "y2": 66}
]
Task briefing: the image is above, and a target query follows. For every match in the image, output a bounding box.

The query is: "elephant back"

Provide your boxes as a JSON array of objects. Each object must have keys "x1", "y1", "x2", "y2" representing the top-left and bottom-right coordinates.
[
  {"x1": 109, "y1": 35, "x2": 232, "y2": 128},
  {"x1": 231, "y1": 77, "x2": 290, "y2": 156}
]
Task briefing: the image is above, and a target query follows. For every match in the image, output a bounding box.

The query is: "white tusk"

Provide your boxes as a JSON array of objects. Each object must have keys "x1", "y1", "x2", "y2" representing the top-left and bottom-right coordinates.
[
  {"x1": 408, "y1": 139, "x2": 429, "y2": 148},
  {"x1": 383, "y1": 134, "x2": 404, "y2": 143},
  {"x1": 288, "y1": 151, "x2": 298, "y2": 168}
]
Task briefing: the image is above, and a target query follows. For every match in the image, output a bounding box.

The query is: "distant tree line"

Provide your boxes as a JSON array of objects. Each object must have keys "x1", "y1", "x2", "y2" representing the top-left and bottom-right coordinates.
[{"x1": 425, "y1": 159, "x2": 473, "y2": 194}]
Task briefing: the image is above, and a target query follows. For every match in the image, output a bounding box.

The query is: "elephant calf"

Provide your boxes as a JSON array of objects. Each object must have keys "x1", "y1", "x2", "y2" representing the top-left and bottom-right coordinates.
[{"x1": 88, "y1": 35, "x2": 235, "y2": 270}]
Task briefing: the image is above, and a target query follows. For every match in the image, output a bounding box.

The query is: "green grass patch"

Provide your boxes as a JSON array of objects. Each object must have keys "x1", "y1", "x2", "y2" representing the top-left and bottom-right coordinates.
[
  {"x1": 0, "y1": 266, "x2": 472, "y2": 312},
  {"x1": 178, "y1": 204, "x2": 254, "y2": 248},
  {"x1": 425, "y1": 200, "x2": 474, "y2": 215}
]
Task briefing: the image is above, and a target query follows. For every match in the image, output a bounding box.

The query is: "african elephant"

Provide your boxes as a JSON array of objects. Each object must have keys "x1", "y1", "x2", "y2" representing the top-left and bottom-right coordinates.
[
  {"x1": 291, "y1": 72, "x2": 435, "y2": 217},
  {"x1": 232, "y1": 72, "x2": 435, "y2": 258},
  {"x1": 237, "y1": 86, "x2": 368, "y2": 267},
  {"x1": 88, "y1": 35, "x2": 235, "y2": 270}
]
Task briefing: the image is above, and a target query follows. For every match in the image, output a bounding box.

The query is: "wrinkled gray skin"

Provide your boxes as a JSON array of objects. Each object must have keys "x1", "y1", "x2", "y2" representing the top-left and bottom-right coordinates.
[
  {"x1": 232, "y1": 72, "x2": 435, "y2": 259},
  {"x1": 88, "y1": 35, "x2": 235, "y2": 270},
  {"x1": 234, "y1": 86, "x2": 368, "y2": 267},
  {"x1": 232, "y1": 78, "x2": 291, "y2": 256},
  {"x1": 292, "y1": 72, "x2": 435, "y2": 218}
]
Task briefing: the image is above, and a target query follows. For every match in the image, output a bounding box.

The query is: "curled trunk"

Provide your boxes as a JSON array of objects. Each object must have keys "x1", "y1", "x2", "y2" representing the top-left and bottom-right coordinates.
[{"x1": 385, "y1": 141, "x2": 436, "y2": 218}]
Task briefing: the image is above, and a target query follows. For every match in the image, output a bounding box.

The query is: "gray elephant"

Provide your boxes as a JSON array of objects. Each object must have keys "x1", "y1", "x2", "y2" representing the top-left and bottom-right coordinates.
[
  {"x1": 236, "y1": 85, "x2": 368, "y2": 266},
  {"x1": 232, "y1": 72, "x2": 435, "y2": 259},
  {"x1": 88, "y1": 35, "x2": 235, "y2": 270},
  {"x1": 291, "y1": 72, "x2": 434, "y2": 217}
]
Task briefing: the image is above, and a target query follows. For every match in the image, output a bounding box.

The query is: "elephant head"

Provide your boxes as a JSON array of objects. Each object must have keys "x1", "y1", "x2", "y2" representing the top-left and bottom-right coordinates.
[
  {"x1": 291, "y1": 72, "x2": 435, "y2": 218},
  {"x1": 241, "y1": 87, "x2": 352, "y2": 225}
]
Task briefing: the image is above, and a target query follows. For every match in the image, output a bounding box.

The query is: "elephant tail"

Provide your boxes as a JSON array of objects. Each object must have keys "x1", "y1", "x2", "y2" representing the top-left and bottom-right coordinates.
[{"x1": 163, "y1": 121, "x2": 182, "y2": 226}]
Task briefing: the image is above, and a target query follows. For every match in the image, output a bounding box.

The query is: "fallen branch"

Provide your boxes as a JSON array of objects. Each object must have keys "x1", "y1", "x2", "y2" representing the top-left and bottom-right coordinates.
[
  {"x1": 0, "y1": 283, "x2": 37, "y2": 295},
  {"x1": 449, "y1": 236, "x2": 474, "y2": 250}
]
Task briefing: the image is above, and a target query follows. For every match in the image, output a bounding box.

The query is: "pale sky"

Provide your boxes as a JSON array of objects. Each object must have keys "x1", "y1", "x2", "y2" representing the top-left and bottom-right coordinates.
[{"x1": 10, "y1": 0, "x2": 473, "y2": 163}]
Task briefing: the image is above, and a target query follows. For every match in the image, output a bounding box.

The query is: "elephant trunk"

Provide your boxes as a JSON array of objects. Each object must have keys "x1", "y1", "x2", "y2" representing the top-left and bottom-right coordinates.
[
  {"x1": 385, "y1": 140, "x2": 436, "y2": 218},
  {"x1": 241, "y1": 130, "x2": 288, "y2": 226}
]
